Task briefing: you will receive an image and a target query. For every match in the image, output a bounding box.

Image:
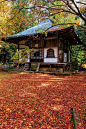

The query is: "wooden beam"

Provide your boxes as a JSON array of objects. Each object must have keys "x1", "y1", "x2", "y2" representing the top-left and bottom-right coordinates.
[{"x1": 43, "y1": 36, "x2": 58, "y2": 40}]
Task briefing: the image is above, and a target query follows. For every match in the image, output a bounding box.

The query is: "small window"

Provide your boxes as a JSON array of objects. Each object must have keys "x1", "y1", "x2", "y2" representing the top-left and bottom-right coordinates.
[{"x1": 46, "y1": 48, "x2": 55, "y2": 58}]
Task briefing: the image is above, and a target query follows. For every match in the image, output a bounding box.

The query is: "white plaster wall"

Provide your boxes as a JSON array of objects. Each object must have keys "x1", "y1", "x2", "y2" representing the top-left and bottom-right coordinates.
[
  {"x1": 44, "y1": 47, "x2": 58, "y2": 63},
  {"x1": 44, "y1": 58, "x2": 58, "y2": 63},
  {"x1": 27, "y1": 54, "x2": 30, "y2": 62},
  {"x1": 64, "y1": 53, "x2": 67, "y2": 62}
]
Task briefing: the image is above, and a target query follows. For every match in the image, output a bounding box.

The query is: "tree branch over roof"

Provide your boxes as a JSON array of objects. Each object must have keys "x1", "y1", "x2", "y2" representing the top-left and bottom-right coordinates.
[
  {"x1": 78, "y1": 25, "x2": 86, "y2": 29},
  {"x1": 5, "y1": 0, "x2": 86, "y2": 24},
  {"x1": 70, "y1": 0, "x2": 86, "y2": 22},
  {"x1": 44, "y1": 23, "x2": 76, "y2": 33},
  {"x1": 76, "y1": 2, "x2": 86, "y2": 5},
  {"x1": 1, "y1": 0, "x2": 86, "y2": 33}
]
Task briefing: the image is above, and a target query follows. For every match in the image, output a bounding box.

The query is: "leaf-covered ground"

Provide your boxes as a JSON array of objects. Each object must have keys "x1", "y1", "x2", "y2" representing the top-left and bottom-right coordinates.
[{"x1": 0, "y1": 71, "x2": 86, "y2": 129}]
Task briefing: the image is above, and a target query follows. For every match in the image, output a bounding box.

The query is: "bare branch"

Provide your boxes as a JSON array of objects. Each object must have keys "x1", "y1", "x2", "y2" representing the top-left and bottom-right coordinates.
[
  {"x1": 76, "y1": 2, "x2": 86, "y2": 5},
  {"x1": 71, "y1": 0, "x2": 81, "y2": 15},
  {"x1": 62, "y1": 0, "x2": 86, "y2": 22},
  {"x1": 78, "y1": 25, "x2": 86, "y2": 29},
  {"x1": 43, "y1": 23, "x2": 76, "y2": 33},
  {"x1": 17, "y1": 6, "x2": 76, "y2": 16},
  {"x1": 7, "y1": 8, "x2": 23, "y2": 22},
  {"x1": 62, "y1": 0, "x2": 78, "y2": 14},
  {"x1": 49, "y1": 10, "x2": 76, "y2": 16},
  {"x1": 4, "y1": 3, "x2": 86, "y2": 23}
]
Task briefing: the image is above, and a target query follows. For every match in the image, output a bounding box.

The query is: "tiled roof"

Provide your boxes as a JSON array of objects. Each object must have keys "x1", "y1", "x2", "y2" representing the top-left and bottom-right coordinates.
[{"x1": 8, "y1": 19, "x2": 62, "y2": 39}]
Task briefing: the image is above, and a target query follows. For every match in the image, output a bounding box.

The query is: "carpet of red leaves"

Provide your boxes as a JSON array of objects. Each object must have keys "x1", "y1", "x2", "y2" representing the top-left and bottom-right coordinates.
[{"x1": 0, "y1": 71, "x2": 86, "y2": 129}]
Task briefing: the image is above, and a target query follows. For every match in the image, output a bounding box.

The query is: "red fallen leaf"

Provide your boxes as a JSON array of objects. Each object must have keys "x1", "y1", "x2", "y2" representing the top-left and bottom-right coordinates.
[
  {"x1": 49, "y1": 105, "x2": 64, "y2": 112},
  {"x1": 0, "y1": 97, "x2": 4, "y2": 99},
  {"x1": 0, "y1": 72, "x2": 86, "y2": 128},
  {"x1": 81, "y1": 127, "x2": 85, "y2": 129},
  {"x1": 52, "y1": 98, "x2": 61, "y2": 102}
]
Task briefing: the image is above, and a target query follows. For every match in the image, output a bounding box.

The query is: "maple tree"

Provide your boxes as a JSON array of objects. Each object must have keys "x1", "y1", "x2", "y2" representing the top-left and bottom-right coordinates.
[
  {"x1": 32, "y1": 0, "x2": 86, "y2": 26},
  {"x1": 0, "y1": 1, "x2": 12, "y2": 38},
  {"x1": 1, "y1": 0, "x2": 86, "y2": 39},
  {"x1": 0, "y1": 1, "x2": 18, "y2": 63},
  {"x1": 0, "y1": 0, "x2": 38, "y2": 39},
  {"x1": 7, "y1": 0, "x2": 86, "y2": 28},
  {"x1": 10, "y1": 0, "x2": 38, "y2": 33},
  {"x1": 0, "y1": 0, "x2": 37, "y2": 63}
]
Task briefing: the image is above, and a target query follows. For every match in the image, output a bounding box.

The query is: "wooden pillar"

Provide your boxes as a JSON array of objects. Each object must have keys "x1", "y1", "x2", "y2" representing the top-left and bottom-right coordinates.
[
  {"x1": 57, "y1": 37, "x2": 59, "y2": 63},
  {"x1": 17, "y1": 42, "x2": 19, "y2": 64},
  {"x1": 43, "y1": 47, "x2": 44, "y2": 63},
  {"x1": 42, "y1": 39, "x2": 44, "y2": 63}
]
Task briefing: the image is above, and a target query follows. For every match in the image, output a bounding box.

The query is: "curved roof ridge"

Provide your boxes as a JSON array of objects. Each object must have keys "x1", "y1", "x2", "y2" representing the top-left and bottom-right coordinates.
[{"x1": 9, "y1": 20, "x2": 53, "y2": 38}]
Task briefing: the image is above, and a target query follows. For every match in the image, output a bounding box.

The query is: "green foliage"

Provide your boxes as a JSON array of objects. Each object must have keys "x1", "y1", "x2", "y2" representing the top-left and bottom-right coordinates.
[
  {"x1": 75, "y1": 16, "x2": 79, "y2": 20},
  {"x1": 0, "y1": 0, "x2": 38, "y2": 38},
  {"x1": 71, "y1": 13, "x2": 86, "y2": 69},
  {"x1": 80, "y1": 28, "x2": 86, "y2": 46},
  {"x1": 13, "y1": 3, "x2": 20, "y2": 9},
  {"x1": 70, "y1": 45, "x2": 86, "y2": 69},
  {"x1": 11, "y1": 46, "x2": 38, "y2": 64},
  {"x1": 0, "y1": 41, "x2": 17, "y2": 63}
]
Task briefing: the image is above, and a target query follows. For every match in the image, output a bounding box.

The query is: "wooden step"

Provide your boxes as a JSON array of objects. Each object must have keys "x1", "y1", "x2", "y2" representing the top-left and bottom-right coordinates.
[{"x1": 31, "y1": 63, "x2": 38, "y2": 71}]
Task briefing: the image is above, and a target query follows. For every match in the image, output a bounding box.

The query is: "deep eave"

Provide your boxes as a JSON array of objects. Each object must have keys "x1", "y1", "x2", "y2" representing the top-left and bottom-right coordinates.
[{"x1": 2, "y1": 25, "x2": 82, "y2": 45}]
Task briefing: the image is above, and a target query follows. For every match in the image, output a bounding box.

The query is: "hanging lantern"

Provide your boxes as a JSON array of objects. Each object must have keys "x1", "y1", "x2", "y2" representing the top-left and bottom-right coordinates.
[{"x1": 37, "y1": 35, "x2": 38, "y2": 37}]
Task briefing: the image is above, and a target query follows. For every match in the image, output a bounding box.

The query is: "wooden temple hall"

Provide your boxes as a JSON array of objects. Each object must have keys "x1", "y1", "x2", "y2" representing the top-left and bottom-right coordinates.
[{"x1": 3, "y1": 18, "x2": 82, "y2": 72}]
